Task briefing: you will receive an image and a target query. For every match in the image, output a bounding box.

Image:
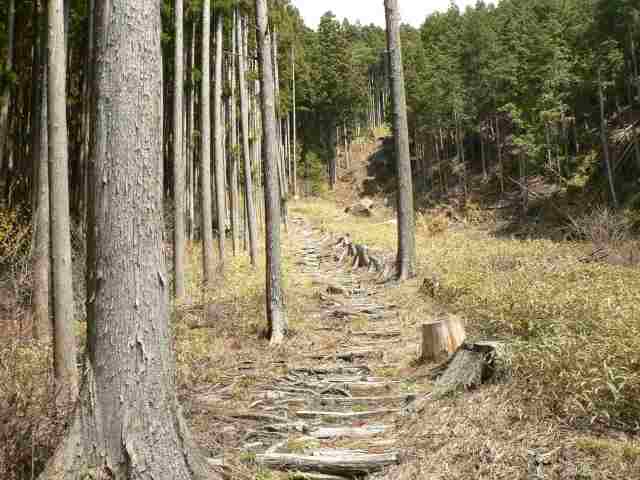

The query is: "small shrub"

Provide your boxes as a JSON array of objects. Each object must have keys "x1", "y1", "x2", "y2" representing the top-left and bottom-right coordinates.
[{"x1": 566, "y1": 207, "x2": 630, "y2": 246}]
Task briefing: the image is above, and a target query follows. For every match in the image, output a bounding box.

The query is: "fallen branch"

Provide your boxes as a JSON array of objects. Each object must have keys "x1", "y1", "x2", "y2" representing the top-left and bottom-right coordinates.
[
  {"x1": 308, "y1": 425, "x2": 388, "y2": 439},
  {"x1": 255, "y1": 451, "x2": 400, "y2": 477},
  {"x1": 296, "y1": 409, "x2": 399, "y2": 420}
]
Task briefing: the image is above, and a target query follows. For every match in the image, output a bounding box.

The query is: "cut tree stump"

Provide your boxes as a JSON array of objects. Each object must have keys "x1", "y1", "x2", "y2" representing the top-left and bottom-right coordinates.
[
  {"x1": 421, "y1": 317, "x2": 466, "y2": 362},
  {"x1": 433, "y1": 340, "x2": 505, "y2": 399},
  {"x1": 255, "y1": 451, "x2": 400, "y2": 477},
  {"x1": 405, "y1": 340, "x2": 507, "y2": 413}
]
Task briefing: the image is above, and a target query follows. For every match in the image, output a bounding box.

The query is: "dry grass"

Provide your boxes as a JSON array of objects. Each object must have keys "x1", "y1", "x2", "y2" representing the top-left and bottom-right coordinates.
[
  {"x1": 292, "y1": 198, "x2": 640, "y2": 429},
  {"x1": 0, "y1": 334, "x2": 68, "y2": 480},
  {"x1": 290, "y1": 197, "x2": 640, "y2": 478},
  {"x1": 387, "y1": 386, "x2": 640, "y2": 480},
  {"x1": 3, "y1": 192, "x2": 640, "y2": 479}
]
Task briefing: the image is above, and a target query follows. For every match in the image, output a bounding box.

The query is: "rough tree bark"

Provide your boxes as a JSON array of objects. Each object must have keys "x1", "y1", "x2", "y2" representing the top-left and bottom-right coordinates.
[
  {"x1": 0, "y1": 0, "x2": 14, "y2": 173},
  {"x1": 229, "y1": 11, "x2": 240, "y2": 256},
  {"x1": 186, "y1": 19, "x2": 195, "y2": 242},
  {"x1": 48, "y1": 0, "x2": 78, "y2": 397},
  {"x1": 173, "y1": 0, "x2": 186, "y2": 300},
  {"x1": 32, "y1": 2, "x2": 51, "y2": 341},
  {"x1": 213, "y1": 12, "x2": 226, "y2": 266},
  {"x1": 255, "y1": 0, "x2": 287, "y2": 345},
  {"x1": 384, "y1": 0, "x2": 416, "y2": 280},
  {"x1": 237, "y1": 11, "x2": 259, "y2": 266},
  {"x1": 200, "y1": 0, "x2": 216, "y2": 286},
  {"x1": 38, "y1": 2, "x2": 221, "y2": 478},
  {"x1": 79, "y1": 0, "x2": 95, "y2": 229},
  {"x1": 291, "y1": 45, "x2": 298, "y2": 197}
]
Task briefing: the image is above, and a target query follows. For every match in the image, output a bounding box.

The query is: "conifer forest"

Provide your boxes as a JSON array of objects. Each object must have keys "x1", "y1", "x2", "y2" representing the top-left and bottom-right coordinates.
[{"x1": 1, "y1": 1, "x2": 640, "y2": 479}]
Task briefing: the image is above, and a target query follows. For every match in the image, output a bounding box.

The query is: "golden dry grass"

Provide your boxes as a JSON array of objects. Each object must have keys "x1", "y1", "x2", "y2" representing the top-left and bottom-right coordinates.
[
  {"x1": 289, "y1": 197, "x2": 640, "y2": 479},
  {"x1": 2, "y1": 190, "x2": 640, "y2": 479},
  {"x1": 291, "y1": 198, "x2": 640, "y2": 429}
]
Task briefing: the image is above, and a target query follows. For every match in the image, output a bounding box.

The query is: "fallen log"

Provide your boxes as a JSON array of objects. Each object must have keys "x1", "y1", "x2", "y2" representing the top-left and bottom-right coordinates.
[
  {"x1": 306, "y1": 349, "x2": 378, "y2": 361},
  {"x1": 228, "y1": 412, "x2": 291, "y2": 423},
  {"x1": 318, "y1": 394, "x2": 414, "y2": 407},
  {"x1": 255, "y1": 451, "x2": 400, "y2": 477},
  {"x1": 308, "y1": 425, "x2": 388, "y2": 439},
  {"x1": 296, "y1": 409, "x2": 399, "y2": 420},
  {"x1": 290, "y1": 366, "x2": 371, "y2": 376},
  {"x1": 287, "y1": 472, "x2": 350, "y2": 480},
  {"x1": 351, "y1": 330, "x2": 401, "y2": 338}
]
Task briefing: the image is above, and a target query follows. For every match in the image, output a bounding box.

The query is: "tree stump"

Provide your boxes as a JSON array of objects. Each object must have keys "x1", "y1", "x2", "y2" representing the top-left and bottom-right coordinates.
[
  {"x1": 405, "y1": 340, "x2": 508, "y2": 414},
  {"x1": 432, "y1": 340, "x2": 505, "y2": 399},
  {"x1": 445, "y1": 316, "x2": 466, "y2": 353},
  {"x1": 421, "y1": 317, "x2": 466, "y2": 362},
  {"x1": 421, "y1": 321, "x2": 449, "y2": 363}
]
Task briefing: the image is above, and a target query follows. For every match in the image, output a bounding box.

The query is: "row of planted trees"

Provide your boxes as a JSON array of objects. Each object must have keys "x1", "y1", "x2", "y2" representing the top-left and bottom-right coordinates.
[
  {"x1": 0, "y1": 0, "x2": 411, "y2": 365},
  {"x1": 0, "y1": 1, "x2": 398, "y2": 222},
  {"x1": 0, "y1": 0, "x2": 305, "y2": 360},
  {"x1": 0, "y1": 0, "x2": 396, "y2": 407},
  {"x1": 0, "y1": 0, "x2": 417, "y2": 477},
  {"x1": 0, "y1": 0, "x2": 305, "y2": 473}
]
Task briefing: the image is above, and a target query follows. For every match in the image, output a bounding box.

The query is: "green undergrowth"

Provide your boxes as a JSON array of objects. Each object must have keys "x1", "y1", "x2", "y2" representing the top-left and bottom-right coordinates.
[{"x1": 291, "y1": 198, "x2": 640, "y2": 430}]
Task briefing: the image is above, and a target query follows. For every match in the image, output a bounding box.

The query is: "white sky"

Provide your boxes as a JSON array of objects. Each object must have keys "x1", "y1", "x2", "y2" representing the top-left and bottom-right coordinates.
[{"x1": 293, "y1": 0, "x2": 483, "y2": 29}]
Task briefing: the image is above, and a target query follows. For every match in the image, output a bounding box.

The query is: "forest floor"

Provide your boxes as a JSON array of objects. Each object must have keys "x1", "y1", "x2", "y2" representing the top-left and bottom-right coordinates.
[
  {"x1": 175, "y1": 139, "x2": 640, "y2": 479},
  {"x1": 3, "y1": 139, "x2": 640, "y2": 479}
]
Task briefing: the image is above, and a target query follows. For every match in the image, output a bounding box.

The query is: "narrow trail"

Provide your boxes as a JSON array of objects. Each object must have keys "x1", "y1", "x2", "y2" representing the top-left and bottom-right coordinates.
[{"x1": 211, "y1": 214, "x2": 419, "y2": 479}]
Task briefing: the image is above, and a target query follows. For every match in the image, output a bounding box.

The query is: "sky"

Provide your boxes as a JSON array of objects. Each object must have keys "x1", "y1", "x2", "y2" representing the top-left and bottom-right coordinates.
[{"x1": 292, "y1": 0, "x2": 482, "y2": 30}]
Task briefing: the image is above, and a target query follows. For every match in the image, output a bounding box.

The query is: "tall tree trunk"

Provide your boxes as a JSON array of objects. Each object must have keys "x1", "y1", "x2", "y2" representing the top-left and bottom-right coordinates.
[
  {"x1": 38, "y1": 2, "x2": 220, "y2": 477},
  {"x1": 200, "y1": 0, "x2": 216, "y2": 286},
  {"x1": 291, "y1": 46, "x2": 298, "y2": 197},
  {"x1": 0, "y1": 0, "x2": 15, "y2": 176},
  {"x1": 173, "y1": 0, "x2": 186, "y2": 300},
  {"x1": 48, "y1": 0, "x2": 78, "y2": 398},
  {"x1": 271, "y1": 29, "x2": 288, "y2": 227},
  {"x1": 213, "y1": 12, "x2": 226, "y2": 266},
  {"x1": 79, "y1": 0, "x2": 95, "y2": 230},
  {"x1": 631, "y1": 30, "x2": 640, "y2": 102},
  {"x1": 384, "y1": 0, "x2": 416, "y2": 280},
  {"x1": 328, "y1": 125, "x2": 337, "y2": 189},
  {"x1": 229, "y1": 12, "x2": 240, "y2": 256},
  {"x1": 32, "y1": 2, "x2": 51, "y2": 341},
  {"x1": 237, "y1": 12, "x2": 258, "y2": 266},
  {"x1": 598, "y1": 71, "x2": 618, "y2": 208},
  {"x1": 480, "y1": 125, "x2": 487, "y2": 181},
  {"x1": 186, "y1": 18, "x2": 195, "y2": 242},
  {"x1": 496, "y1": 116, "x2": 504, "y2": 195},
  {"x1": 255, "y1": 0, "x2": 287, "y2": 345},
  {"x1": 519, "y1": 152, "x2": 528, "y2": 218}
]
